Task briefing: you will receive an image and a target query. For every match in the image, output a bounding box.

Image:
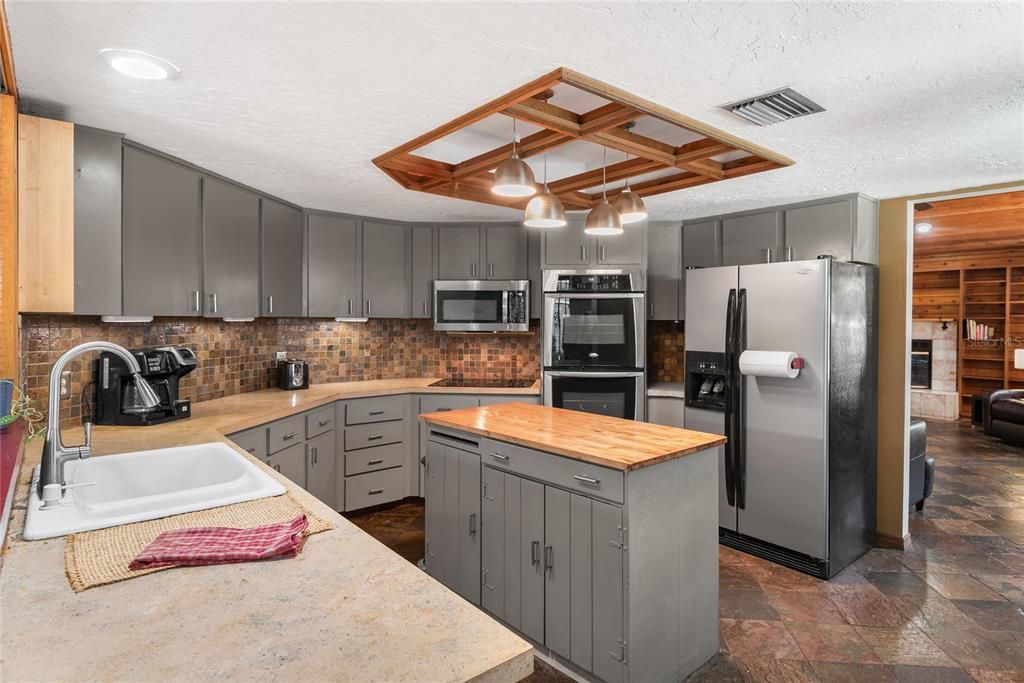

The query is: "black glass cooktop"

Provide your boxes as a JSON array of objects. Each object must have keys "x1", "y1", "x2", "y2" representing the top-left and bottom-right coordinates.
[{"x1": 429, "y1": 378, "x2": 536, "y2": 389}]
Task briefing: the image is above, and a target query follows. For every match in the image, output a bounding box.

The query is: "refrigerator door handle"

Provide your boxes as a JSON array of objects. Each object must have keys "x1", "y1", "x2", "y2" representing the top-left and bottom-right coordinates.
[
  {"x1": 723, "y1": 288, "x2": 737, "y2": 508},
  {"x1": 736, "y1": 287, "x2": 748, "y2": 510}
]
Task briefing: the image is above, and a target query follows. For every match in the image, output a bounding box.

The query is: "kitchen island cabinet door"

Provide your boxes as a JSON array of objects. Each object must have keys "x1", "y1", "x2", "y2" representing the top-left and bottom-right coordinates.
[
  {"x1": 722, "y1": 211, "x2": 783, "y2": 266},
  {"x1": 267, "y1": 442, "x2": 306, "y2": 489},
  {"x1": 519, "y1": 478, "x2": 546, "y2": 645},
  {"x1": 307, "y1": 213, "x2": 360, "y2": 318},
  {"x1": 424, "y1": 441, "x2": 450, "y2": 586},
  {"x1": 481, "y1": 467, "x2": 507, "y2": 619},
  {"x1": 363, "y1": 220, "x2": 410, "y2": 318},
  {"x1": 122, "y1": 146, "x2": 202, "y2": 316},
  {"x1": 544, "y1": 487, "x2": 572, "y2": 661},
  {"x1": 202, "y1": 177, "x2": 260, "y2": 318},
  {"x1": 260, "y1": 198, "x2": 305, "y2": 317},
  {"x1": 305, "y1": 430, "x2": 337, "y2": 510},
  {"x1": 437, "y1": 224, "x2": 481, "y2": 279},
  {"x1": 591, "y1": 500, "x2": 626, "y2": 683},
  {"x1": 485, "y1": 224, "x2": 527, "y2": 279},
  {"x1": 457, "y1": 446, "x2": 482, "y2": 605},
  {"x1": 410, "y1": 224, "x2": 434, "y2": 318}
]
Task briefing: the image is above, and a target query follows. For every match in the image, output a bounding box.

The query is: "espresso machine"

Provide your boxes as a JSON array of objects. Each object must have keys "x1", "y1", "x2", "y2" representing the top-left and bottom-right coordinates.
[{"x1": 93, "y1": 346, "x2": 197, "y2": 426}]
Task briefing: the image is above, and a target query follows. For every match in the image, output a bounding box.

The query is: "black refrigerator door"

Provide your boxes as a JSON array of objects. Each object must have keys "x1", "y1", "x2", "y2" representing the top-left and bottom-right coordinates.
[{"x1": 723, "y1": 289, "x2": 737, "y2": 508}]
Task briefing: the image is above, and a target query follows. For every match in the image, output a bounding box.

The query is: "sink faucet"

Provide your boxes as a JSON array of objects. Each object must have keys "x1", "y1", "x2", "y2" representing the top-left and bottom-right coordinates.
[{"x1": 39, "y1": 341, "x2": 161, "y2": 507}]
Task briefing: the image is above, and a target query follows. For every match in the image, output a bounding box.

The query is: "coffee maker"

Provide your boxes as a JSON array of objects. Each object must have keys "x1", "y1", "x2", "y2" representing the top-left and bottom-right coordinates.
[{"x1": 93, "y1": 346, "x2": 197, "y2": 426}]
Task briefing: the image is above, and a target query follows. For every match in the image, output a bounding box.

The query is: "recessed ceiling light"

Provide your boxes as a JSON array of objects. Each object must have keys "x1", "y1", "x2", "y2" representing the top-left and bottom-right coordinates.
[
  {"x1": 915, "y1": 222, "x2": 933, "y2": 234},
  {"x1": 98, "y1": 49, "x2": 181, "y2": 81}
]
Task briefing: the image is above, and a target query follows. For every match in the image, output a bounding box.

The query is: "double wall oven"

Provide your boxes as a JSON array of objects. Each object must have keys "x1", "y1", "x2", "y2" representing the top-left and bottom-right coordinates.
[{"x1": 542, "y1": 269, "x2": 646, "y2": 421}]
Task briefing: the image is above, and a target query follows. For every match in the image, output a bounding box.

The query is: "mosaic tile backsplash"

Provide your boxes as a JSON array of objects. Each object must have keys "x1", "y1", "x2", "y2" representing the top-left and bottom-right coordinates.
[{"x1": 20, "y1": 316, "x2": 683, "y2": 427}]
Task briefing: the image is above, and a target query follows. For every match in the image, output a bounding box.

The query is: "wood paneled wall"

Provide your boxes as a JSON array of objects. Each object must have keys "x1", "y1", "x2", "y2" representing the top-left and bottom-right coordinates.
[{"x1": 0, "y1": 94, "x2": 17, "y2": 383}]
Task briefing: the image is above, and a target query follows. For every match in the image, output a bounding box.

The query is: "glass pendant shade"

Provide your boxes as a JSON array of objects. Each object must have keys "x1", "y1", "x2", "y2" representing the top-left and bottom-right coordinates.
[
  {"x1": 584, "y1": 198, "x2": 623, "y2": 236},
  {"x1": 492, "y1": 155, "x2": 537, "y2": 197},
  {"x1": 612, "y1": 187, "x2": 647, "y2": 224},
  {"x1": 524, "y1": 185, "x2": 567, "y2": 228}
]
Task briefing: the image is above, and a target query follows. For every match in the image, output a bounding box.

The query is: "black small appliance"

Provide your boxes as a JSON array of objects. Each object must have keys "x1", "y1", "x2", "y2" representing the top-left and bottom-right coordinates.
[
  {"x1": 93, "y1": 346, "x2": 197, "y2": 426},
  {"x1": 278, "y1": 359, "x2": 309, "y2": 390}
]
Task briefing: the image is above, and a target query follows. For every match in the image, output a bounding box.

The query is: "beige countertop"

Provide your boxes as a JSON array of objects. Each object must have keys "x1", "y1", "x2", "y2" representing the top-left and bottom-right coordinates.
[
  {"x1": 1, "y1": 378, "x2": 535, "y2": 682},
  {"x1": 420, "y1": 403, "x2": 726, "y2": 471}
]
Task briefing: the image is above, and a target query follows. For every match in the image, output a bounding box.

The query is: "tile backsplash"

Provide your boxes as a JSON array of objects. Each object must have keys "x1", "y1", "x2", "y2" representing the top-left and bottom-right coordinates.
[
  {"x1": 647, "y1": 321, "x2": 686, "y2": 383},
  {"x1": 20, "y1": 316, "x2": 540, "y2": 427}
]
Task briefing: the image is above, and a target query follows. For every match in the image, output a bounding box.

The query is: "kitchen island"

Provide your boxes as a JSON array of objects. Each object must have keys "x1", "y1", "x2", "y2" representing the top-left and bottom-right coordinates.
[
  {"x1": 0, "y1": 379, "x2": 537, "y2": 682},
  {"x1": 420, "y1": 403, "x2": 726, "y2": 683}
]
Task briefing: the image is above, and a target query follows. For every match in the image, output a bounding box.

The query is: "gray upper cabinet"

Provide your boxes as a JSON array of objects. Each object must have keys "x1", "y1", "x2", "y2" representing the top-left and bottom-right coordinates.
[
  {"x1": 307, "y1": 213, "x2": 360, "y2": 318},
  {"x1": 410, "y1": 224, "x2": 434, "y2": 318},
  {"x1": 722, "y1": 211, "x2": 783, "y2": 266},
  {"x1": 597, "y1": 222, "x2": 645, "y2": 266},
  {"x1": 202, "y1": 178, "x2": 260, "y2": 318},
  {"x1": 527, "y1": 228, "x2": 542, "y2": 319},
  {"x1": 646, "y1": 221, "x2": 682, "y2": 321},
  {"x1": 362, "y1": 220, "x2": 409, "y2": 318},
  {"x1": 260, "y1": 198, "x2": 304, "y2": 317},
  {"x1": 681, "y1": 219, "x2": 723, "y2": 320},
  {"x1": 543, "y1": 216, "x2": 590, "y2": 266},
  {"x1": 437, "y1": 225, "x2": 481, "y2": 279},
  {"x1": 484, "y1": 224, "x2": 527, "y2": 279},
  {"x1": 122, "y1": 146, "x2": 203, "y2": 317},
  {"x1": 73, "y1": 127, "x2": 123, "y2": 315},
  {"x1": 784, "y1": 195, "x2": 878, "y2": 263}
]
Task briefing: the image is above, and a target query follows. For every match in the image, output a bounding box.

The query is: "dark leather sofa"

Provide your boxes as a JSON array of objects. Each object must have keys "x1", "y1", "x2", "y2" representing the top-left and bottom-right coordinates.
[{"x1": 984, "y1": 390, "x2": 1024, "y2": 447}]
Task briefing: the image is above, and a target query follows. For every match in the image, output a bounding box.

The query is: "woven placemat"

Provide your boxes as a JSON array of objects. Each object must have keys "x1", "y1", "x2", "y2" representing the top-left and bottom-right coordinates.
[{"x1": 65, "y1": 492, "x2": 334, "y2": 592}]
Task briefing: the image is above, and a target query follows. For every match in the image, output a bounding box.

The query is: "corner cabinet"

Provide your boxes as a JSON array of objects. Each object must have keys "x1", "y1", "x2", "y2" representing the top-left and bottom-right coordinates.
[{"x1": 362, "y1": 220, "x2": 410, "y2": 318}]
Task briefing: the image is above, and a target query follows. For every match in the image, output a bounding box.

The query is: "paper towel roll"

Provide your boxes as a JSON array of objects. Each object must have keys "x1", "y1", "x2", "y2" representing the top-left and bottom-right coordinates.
[{"x1": 738, "y1": 350, "x2": 801, "y2": 379}]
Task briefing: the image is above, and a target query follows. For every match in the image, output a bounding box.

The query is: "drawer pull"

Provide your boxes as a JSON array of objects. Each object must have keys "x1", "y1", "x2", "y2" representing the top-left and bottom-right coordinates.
[
  {"x1": 368, "y1": 409, "x2": 385, "y2": 416},
  {"x1": 318, "y1": 419, "x2": 330, "y2": 427},
  {"x1": 530, "y1": 540, "x2": 540, "y2": 566},
  {"x1": 488, "y1": 451, "x2": 510, "y2": 461},
  {"x1": 245, "y1": 447, "x2": 256, "y2": 454},
  {"x1": 437, "y1": 408, "x2": 452, "y2": 412},
  {"x1": 282, "y1": 432, "x2": 298, "y2": 440},
  {"x1": 367, "y1": 434, "x2": 384, "y2": 441},
  {"x1": 368, "y1": 488, "x2": 384, "y2": 495},
  {"x1": 573, "y1": 474, "x2": 601, "y2": 486},
  {"x1": 273, "y1": 464, "x2": 281, "y2": 473},
  {"x1": 367, "y1": 458, "x2": 384, "y2": 466}
]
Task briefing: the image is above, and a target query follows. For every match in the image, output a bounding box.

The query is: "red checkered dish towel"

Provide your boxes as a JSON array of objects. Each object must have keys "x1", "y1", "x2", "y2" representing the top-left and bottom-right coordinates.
[{"x1": 129, "y1": 515, "x2": 309, "y2": 570}]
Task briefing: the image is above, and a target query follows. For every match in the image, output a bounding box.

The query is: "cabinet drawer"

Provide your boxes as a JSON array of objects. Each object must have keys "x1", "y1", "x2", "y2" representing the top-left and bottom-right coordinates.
[
  {"x1": 268, "y1": 414, "x2": 306, "y2": 455},
  {"x1": 345, "y1": 442, "x2": 406, "y2": 476},
  {"x1": 228, "y1": 428, "x2": 267, "y2": 462},
  {"x1": 345, "y1": 467, "x2": 405, "y2": 511},
  {"x1": 419, "y1": 395, "x2": 479, "y2": 414},
  {"x1": 344, "y1": 420, "x2": 404, "y2": 451},
  {"x1": 480, "y1": 437, "x2": 624, "y2": 505},
  {"x1": 345, "y1": 395, "x2": 406, "y2": 425},
  {"x1": 306, "y1": 404, "x2": 335, "y2": 438}
]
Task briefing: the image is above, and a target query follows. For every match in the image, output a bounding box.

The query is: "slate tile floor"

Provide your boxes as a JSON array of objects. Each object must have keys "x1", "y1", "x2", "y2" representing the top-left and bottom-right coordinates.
[{"x1": 346, "y1": 419, "x2": 1024, "y2": 682}]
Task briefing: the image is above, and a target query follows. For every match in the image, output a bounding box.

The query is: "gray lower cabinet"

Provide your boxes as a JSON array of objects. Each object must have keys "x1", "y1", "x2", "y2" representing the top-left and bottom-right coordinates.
[
  {"x1": 484, "y1": 224, "x2": 527, "y2": 279},
  {"x1": 267, "y1": 441, "x2": 306, "y2": 489},
  {"x1": 305, "y1": 430, "x2": 337, "y2": 510},
  {"x1": 424, "y1": 440, "x2": 480, "y2": 604},
  {"x1": 122, "y1": 146, "x2": 203, "y2": 317},
  {"x1": 202, "y1": 177, "x2": 260, "y2": 318},
  {"x1": 307, "y1": 213, "x2": 361, "y2": 318},
  {"x1": 722, "y1": 211, "x2": 783, "y2": 266},
  {"x1": 647, "y1": 221, "x2": 682, "y2": 321},
  {"x1": 363, "y1": 220, "x2": 409, "y2": 318},
  {"x1": 410, "y1": 225, "x2": 434, "y2": 318},
  {"x1": 260, "y1": 198, "x2": 305, "y2": 317},
  {"x1": 73, "y1": 126, "x2": 123, "y2": 315},
  {"x1": 437, "y1": 224, "x2": 481, "y2": 279},
  {"x1": 647, "y1": 396, "x2": 685, "y2": 428},
  {"x1": 228, "y1": 428, "x2": 267, "y2": 462}
]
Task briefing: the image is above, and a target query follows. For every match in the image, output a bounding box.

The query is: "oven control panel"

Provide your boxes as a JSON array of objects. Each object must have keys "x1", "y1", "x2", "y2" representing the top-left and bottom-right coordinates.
[{"x1": 554, "y1": 274, "x2": 634, "y2": 292}]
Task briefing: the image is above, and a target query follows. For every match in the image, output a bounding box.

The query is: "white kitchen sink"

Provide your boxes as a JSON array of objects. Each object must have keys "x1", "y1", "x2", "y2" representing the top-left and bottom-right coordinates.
[{"x1": 23, "y1": 442, "x2": 286, "y2": 540}]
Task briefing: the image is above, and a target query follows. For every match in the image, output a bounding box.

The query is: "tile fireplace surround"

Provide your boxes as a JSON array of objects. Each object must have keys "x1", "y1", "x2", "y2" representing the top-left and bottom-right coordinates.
[{"x1": 911, "y1": 321, "x2": 959, "y2": 421}]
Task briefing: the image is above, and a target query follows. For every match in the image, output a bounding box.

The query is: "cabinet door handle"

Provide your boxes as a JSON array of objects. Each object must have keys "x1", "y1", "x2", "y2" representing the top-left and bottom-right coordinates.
[
  {"x1": 786, "y1": 246, "x2": 794, "y2": 261},
  {"x1": 488, "y1": 451, "x2": 509, "y2": 461},
  {"x1": 489, "y1": 263, "x2": 494, "y2": 278},
  {"x1": 580, "y1": 245, "x2": 585, "y2": 262},
  {"x1": 366, "y1": 300, "x2": 372, "y2": 316},
  {"x1": 273, "y1": 464, "x2": 281, "y2": 473},
  {"x1": 573, "y1": 474, "x2": 601, "y2": 486},
  {"x1": 311, "y1": 447, "x2": 318, "y2": 465},
  {"x1": 267, "y1": 295, "x2": 274, "y2": 314},
  {"x1": 367, "y1": 458, "x2": 384, "y2": 466},
  {"x1": 368, "y1": 488, "x2": 384, "y2": 495},
  {"x1": 531, "y1": 540, "x2": 540, "y2": 565},
  {"x1": 544, "y1": 544, "x2": 553, "y2": 571},
  {"x1": 367, "y1": 434, "x2": 384, "y2": 441},
  {"x1": 649, "y1": 303, "x2": 654, "y2": 318},
  {"x1": 282, "y1": 431, "x2": 298, "y2": 440},
  {"x1": 765, "y1": 248, "x2": 773, "y2": 264},
  {"x1": 318, "y1": 419, "x2": 330, "y2": 427},
  {"x1": 348, "y1": 299, "x2": 353, "y2": 315},
  {"x1": 245, "y1": 447, "x2": 256, "y2": 454},
  {"x1": 600, "y1": 245, "x2": 606, "y2": 262},
  {"x1": 211, "y1": 292, "x2": 218, "y2": 314},
  {"x1": 191, "y1": 290, "x2": 201, "y2": 312},
  {"x1": 469, "y1": 513, "x2": 477, "y2": 536},
  {"x1": 422, "y1": 301, "x2": 426, "y2": 315}
]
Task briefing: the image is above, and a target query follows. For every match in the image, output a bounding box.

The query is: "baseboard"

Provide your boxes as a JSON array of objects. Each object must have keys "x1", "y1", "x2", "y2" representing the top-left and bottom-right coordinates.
[{"x1": 875, "y1": 530, "x2": 912, "y2": 550}]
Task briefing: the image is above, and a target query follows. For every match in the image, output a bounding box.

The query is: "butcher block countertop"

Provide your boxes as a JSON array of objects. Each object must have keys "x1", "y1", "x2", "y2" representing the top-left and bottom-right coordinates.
[
  {"x1": 0, "y1": 378, "x2": 535, "y2": 682},
  {"x1": 420, "y1": 403, "x2": 726, "y2": 471}
]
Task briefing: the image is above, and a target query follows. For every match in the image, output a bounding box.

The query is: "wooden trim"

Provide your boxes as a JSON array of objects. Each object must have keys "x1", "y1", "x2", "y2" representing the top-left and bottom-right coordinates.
[
  {"x1": 17, "y1": 114, "x2": 75, "y2": 313},
  {"x1": 875, "y1": 531, "x2": 912, "y2": 551},
  {"x1": 547, "y1": 158, "x2": 660, "y2": 195},
  {"x1": 0, "y1": 94, "x2": 17, "y2": 383},
  {"x1": 503, "y1": 98, "x2": 581, "y2": 137},
  {"x1": 0, "y1": 0, "x2": 16, "y2": 99}
]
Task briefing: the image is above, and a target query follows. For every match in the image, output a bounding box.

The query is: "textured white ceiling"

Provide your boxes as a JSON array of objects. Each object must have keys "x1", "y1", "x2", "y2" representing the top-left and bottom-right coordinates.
[{"x1": 8, "y1": 1, "x2": 1024, "y2": 222}]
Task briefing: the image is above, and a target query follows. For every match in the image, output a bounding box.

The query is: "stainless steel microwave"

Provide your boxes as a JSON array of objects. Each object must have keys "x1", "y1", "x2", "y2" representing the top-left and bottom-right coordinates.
[{"x1": 433, "y1": 280, "x2": 529, "y2": 332}]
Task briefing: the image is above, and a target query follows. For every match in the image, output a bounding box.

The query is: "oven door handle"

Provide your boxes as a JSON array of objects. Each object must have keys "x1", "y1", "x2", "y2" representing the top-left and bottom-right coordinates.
[
  {"x1": 542, "y1": 292, "x2": 645, "y2": 299},
  {"x1": 543, "y1": 370, "x2": 645, "y2": 378}
]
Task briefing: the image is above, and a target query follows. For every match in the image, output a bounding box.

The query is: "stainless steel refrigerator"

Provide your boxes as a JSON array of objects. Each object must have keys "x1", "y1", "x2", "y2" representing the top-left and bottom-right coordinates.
[{"x1": 683, "y1": 258, "x2": 878, "y2": 578}]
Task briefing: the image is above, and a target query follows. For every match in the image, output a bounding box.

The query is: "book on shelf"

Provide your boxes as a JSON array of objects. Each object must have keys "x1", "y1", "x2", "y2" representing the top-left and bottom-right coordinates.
[{"x1": 964, "y1": 319, "x2": 998, "y2": 341}]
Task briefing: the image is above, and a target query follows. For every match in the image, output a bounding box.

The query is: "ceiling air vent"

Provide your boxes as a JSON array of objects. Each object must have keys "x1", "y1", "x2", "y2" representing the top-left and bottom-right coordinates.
[{"x1": 720, "y1": 87, "x2": 824, "y2": 126}]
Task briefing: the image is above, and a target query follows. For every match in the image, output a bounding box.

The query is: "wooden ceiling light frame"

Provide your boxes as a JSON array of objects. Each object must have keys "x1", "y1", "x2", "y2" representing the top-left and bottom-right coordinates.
[{"x1": 373, "y1": 68, "x2": 794, "y2": 211}]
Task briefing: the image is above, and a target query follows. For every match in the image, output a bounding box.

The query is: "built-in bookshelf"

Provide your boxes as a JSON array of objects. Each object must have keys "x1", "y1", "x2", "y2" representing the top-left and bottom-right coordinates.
[{"x1": 1008, "y1": 266, "x2": 1024, "y2": 391}]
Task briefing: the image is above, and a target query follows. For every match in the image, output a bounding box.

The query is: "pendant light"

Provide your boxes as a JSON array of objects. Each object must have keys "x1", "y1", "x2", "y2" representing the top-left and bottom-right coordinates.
[
  {"x1": 523, "y1": 151, "x2": 566, "y2": 228},
  {"x1": 492, "y1": 118, "x2": 537, "y2": 197},
  {"x1": 612, "y1": 148, "x2": 648, "y2": 224},
  {"x1": 584, "y1": 146, "x2": 623, "y2": 236}
]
